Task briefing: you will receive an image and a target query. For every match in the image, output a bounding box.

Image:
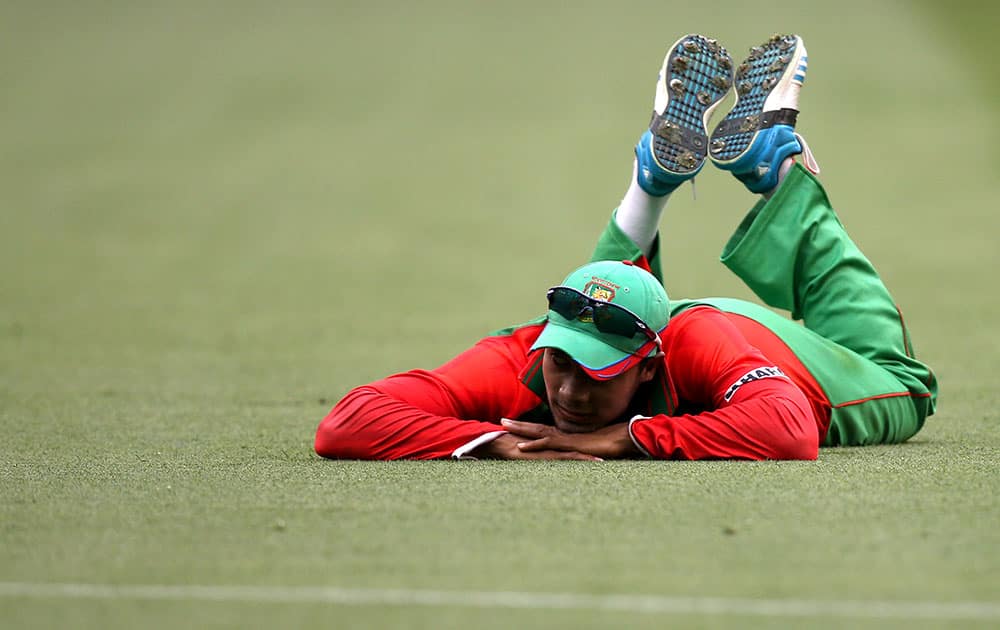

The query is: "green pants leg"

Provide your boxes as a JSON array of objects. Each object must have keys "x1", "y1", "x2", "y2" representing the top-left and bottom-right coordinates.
[{"x1": 590, "y1": 164, "x2": 938, "y2": 446}]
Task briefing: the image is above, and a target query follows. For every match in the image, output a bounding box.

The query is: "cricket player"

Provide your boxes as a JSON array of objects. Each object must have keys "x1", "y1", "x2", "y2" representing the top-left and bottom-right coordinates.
[{"x1": 314, "y1": 34, "x2": 937, "y2": 461}]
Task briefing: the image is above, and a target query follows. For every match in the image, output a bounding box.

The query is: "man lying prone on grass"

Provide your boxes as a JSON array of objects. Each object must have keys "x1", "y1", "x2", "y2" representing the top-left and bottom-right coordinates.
[{"x1": 314, "y1": 33, "x2": 936, "y2": 461}]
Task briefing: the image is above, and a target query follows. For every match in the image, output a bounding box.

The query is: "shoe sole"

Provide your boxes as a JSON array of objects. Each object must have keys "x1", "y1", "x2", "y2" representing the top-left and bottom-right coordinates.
[
  {"x1": 646, "y1": 34, "x2": 734, "y2": 175},
  {"x1": 709, "y1": 34, "x2": 806, "y2": 164}
]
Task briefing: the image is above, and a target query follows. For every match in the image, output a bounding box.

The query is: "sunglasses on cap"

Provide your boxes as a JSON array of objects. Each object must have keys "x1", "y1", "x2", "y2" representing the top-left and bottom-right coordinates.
[{"x1": 546, "y1": 286, "x2": 662, "y2": 349}]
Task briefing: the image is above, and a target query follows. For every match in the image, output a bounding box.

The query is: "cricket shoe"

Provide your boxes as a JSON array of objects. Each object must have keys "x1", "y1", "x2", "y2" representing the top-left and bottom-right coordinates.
[
  {"x1": 635, "y1": 34, "x2": 734, "y2": 196},
  {"x1": 709, "y1": 34, "x2": 819, "y2": 194}
]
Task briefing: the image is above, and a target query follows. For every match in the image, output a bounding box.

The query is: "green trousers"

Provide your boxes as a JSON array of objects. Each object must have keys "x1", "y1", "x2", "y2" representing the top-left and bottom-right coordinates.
[{"x1": 590, "y1": 164, "x2": 938, "y2": 446}]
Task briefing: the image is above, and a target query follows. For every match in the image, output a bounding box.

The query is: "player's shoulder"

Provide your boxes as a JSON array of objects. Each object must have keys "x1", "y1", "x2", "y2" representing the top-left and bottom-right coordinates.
[
  {"x1": 664, "y1": 304, "x2": 731, "y2": 332},
  {"x1": 662, "y1": 304, "x2": 751, "y2": 353}
]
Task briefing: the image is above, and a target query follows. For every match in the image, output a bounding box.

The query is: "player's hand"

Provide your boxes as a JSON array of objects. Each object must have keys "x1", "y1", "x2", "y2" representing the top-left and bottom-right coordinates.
[
  {"x1": 500, "y1": 419, "x2": 640, "y2": 459},
  {"x1": 470, "y1": 433, "x2": 603, "y2": 461}
]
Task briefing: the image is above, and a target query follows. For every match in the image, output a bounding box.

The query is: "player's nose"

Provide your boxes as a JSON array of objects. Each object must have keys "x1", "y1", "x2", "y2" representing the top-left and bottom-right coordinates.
[{"x1": 558, "y1": 366, "x2": 593, "y2": 406}]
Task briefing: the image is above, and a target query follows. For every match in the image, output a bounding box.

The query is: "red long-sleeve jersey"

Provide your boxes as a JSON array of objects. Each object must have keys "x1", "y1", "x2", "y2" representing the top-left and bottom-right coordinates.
[{"x1": 315, "y1": 305, "x2": 827, "y2": 461}]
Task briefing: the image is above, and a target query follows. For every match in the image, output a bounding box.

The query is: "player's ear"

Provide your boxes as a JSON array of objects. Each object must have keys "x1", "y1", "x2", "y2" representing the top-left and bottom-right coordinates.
[{"x1": 638, "y1": 354, "x2": 662, "y2": 383}]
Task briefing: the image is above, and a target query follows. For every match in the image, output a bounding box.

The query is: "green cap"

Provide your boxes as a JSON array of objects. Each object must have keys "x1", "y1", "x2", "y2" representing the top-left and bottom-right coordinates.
[{"x1": 530, "y1": 260, "x2": 669, "y2": 380}]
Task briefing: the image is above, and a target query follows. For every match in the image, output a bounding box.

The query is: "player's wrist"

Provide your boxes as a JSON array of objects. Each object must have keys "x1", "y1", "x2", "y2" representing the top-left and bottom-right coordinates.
[
  {"x1": 471, "y1": 433, "x2": 519, "y2": 459},
  {"x1": 607, "y1": 422, "x2": 641, "y2": 457}
]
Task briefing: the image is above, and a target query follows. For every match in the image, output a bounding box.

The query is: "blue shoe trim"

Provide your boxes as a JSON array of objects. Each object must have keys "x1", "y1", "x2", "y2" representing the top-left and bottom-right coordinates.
[
  {"x1": 636, "y1": 130, "x2": 691, "y2": 196},
  {"x1": 727, "y1": 124, "x2": 801, "y2": 193}
]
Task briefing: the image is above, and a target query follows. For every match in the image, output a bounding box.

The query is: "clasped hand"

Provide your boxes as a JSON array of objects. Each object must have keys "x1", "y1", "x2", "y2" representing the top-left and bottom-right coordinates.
[{"x1": 471, "y1": 419, "x2": 639, "y2": 460}]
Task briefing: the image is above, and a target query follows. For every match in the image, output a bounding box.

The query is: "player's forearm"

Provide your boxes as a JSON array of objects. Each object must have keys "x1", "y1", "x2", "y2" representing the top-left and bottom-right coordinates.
[
  {"x1": 629, "y1": 395, "x2": 818, "y2": 460},
  {"x1": 314, "y1": 386, "x2": 505, "y2": 460}
]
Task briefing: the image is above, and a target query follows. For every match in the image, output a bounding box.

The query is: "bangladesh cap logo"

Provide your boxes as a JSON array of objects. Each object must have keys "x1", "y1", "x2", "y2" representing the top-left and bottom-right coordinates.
[{"x1": 577, "y1": 277, "x2": 618, "y2": 323}]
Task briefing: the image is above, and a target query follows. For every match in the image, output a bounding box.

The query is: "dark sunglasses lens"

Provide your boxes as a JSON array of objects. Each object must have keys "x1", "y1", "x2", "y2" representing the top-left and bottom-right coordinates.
[
  {"x1": 548, "y1": 288, "x2": 586, "y2": 320},
  {"x1": 549, "y1": 287, "x2": 651, "y2": 341},
  {"x1": 592, "y1": 304, "x2": 639, "y2": 337}
]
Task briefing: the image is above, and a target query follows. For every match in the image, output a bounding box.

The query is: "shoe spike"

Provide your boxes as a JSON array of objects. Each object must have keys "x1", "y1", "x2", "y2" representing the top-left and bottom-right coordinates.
[
  {"x1": 656, "y1": 120, "x2": 682, "y2": 143},
  {"x1": 676, "y1": 151, "x2": 697, "y2": 169},
  {"x1": 739, "y1": 114, "x2": 759, "y2": 132}
]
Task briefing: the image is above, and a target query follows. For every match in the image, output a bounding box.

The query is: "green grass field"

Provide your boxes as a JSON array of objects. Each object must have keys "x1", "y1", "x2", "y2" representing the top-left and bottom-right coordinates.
[{"x1": 2, "y1": 1, "x2": 999, "y2": 628}]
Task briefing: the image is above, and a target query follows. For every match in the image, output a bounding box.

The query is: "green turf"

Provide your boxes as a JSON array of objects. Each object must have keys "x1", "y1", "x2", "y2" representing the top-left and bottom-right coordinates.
[{"x1": 1, "y1": 1, "x2": 999, "y2": 628}]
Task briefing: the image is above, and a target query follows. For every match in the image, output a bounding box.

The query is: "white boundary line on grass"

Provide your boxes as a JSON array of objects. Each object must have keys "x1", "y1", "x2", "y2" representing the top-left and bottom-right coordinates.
[{"x1": 1, "y1": 582, "x2": 998, "y2": 620}]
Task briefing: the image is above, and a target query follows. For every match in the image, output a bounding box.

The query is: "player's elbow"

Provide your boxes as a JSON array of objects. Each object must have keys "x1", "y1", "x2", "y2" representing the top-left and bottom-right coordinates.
[
  {"x1": 314, "y1": 391, "x2": 372, "y2": 460},
  {"x1": 314, "y1": 412, "x2": 345, "y2": 459},
  {"x1": 771, "y1": 431, "x2": 818, "y2": 460},
  {"x1": 769, "y1": 398, "x2": 819, "y2": 460}
]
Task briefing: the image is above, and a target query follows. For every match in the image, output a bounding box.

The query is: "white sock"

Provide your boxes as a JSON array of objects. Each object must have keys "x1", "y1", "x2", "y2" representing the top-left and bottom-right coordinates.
[
  {"x1": 764, "y1": 157, "x2": 796, "y2": 199},
  {"x1": 615, "y1": 160, "x2": 669, "y2": 257}
]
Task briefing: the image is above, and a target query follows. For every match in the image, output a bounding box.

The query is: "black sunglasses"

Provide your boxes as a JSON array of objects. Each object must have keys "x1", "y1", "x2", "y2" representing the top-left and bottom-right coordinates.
[{"x1": 546, "y1": 286, "x2": 662, "y2": 348}]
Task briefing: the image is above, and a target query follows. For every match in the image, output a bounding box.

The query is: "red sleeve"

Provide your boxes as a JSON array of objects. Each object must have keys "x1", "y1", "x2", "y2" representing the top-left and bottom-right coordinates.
[
  {"x1": 314, "y1": 326, "x2": 543, "y2": 460},
  {"x1": 630, "y1": 307, "x2": 819, "y2": 460}
]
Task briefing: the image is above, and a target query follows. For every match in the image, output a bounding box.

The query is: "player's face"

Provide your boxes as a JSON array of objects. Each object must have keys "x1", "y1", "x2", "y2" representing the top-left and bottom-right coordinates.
[{"x1": 542, "y1": 348, "x2": 657, "y2": 433}]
